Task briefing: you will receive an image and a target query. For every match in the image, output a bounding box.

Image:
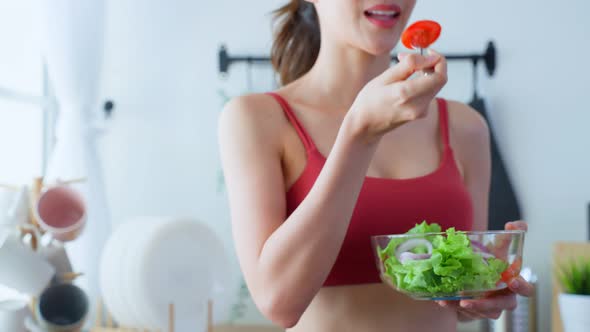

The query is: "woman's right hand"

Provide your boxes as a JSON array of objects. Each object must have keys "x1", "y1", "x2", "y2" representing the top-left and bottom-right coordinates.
[{"x1": 348, "y1": 50, "x2": 448, "y2": 142}]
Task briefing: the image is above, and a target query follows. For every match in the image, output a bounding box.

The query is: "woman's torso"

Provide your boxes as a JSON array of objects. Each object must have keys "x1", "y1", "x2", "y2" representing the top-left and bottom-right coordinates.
[
  {"x1": 266, "y1": 91, "x2": 472, "y2": 332},
  {"x1": 291, "y1": 283, "x2": 457, "y2": 332}
]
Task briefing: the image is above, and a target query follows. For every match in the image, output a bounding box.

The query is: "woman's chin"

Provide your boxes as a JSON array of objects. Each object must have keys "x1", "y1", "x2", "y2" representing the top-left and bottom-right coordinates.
[{"x1": 364, "y1": 41, "x2": 397, "y2": 57}]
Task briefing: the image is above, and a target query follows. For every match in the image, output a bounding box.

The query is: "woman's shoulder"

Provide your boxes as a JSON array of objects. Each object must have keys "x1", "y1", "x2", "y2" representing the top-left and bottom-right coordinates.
[
  {"x1": 218, "y1": 92, "x2": 289, "y2": 147},
  {"x1": 221, "y1": 92, "x2": 286, "y2": 122},
  {"x1": 443, "y1": 99, "x2": 490, "y2": 144}
]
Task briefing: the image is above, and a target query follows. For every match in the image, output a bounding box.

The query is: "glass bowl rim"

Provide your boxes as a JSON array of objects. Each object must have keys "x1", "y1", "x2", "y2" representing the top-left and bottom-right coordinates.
[{"x1": 371, "y1": 229, "x2": 525, "y2": 241}]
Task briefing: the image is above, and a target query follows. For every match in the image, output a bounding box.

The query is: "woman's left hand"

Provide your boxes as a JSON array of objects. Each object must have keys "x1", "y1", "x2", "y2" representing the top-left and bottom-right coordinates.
[{"x1": 437, "y1": 221, "x2": 535, "y2": 320}]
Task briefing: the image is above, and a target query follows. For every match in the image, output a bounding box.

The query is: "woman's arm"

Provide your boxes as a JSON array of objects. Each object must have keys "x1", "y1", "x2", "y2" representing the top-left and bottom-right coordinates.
[{"x1": 218, "y1": 95, "x2": 379, "y2": 328}]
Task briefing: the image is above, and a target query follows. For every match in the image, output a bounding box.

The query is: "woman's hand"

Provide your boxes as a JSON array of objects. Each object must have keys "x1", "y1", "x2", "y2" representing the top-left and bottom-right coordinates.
[
  {"x1": 437, "y1": 221, "x2": 534, "y2": 321},
  {"x1": 347, "y1": 49, "x2": 448, "y2": 143}
]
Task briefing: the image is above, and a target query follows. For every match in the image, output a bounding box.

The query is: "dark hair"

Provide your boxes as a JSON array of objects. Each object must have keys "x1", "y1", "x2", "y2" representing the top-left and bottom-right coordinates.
[{"x1": 271, "y1": 0, "x2": 321, "y2": 86}]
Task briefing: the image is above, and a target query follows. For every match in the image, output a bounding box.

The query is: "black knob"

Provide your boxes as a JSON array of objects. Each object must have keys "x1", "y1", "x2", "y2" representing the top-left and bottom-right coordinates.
[{"x1": 104, "y1": 100, "x2": 115, "y2": 118}]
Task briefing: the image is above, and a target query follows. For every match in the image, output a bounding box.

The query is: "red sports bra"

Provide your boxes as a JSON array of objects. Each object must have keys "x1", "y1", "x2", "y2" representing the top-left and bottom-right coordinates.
[{"x1": 267, "y1": 93, "x2": 474, "y2": 286}]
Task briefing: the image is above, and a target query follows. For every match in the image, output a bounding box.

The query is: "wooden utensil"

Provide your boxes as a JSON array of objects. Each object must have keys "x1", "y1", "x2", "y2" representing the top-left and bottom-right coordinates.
[
  {"x1": 28, "y1": 177, "x2": 43, "y2": 231},
  {"x1": 43, "y1": 177, "x2": 88, "y2": 188},
  {"x1": 0, "y1": 183, "x2": 19, "y2": 191}
]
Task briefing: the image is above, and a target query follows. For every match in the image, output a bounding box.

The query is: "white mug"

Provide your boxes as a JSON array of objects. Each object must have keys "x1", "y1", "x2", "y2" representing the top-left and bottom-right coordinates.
[
  {"x1": 0, "y1": 231, "x2": 55, "y2": 296},
  {"x1": 35, "y1": 185, "x2": 86, "y2": 242},
  {"x1": 0, "y1": 300, "x2": 29, "y2": 332}
]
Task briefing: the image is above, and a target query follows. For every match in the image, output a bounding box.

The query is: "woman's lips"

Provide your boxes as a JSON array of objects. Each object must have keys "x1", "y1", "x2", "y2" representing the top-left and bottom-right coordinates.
[{"x1": 364, "y1": 4, "x2": 402, "y2": 29}]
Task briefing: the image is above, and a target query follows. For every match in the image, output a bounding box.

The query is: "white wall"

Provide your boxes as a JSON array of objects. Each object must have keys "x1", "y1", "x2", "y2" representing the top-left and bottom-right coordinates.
[
  {"x1": 99, "y1": 0, "x2": 282, "y2": 323},
  {"x1": 99, "y1": 0, "x2": 590, "y2": 329},
  {"x1": 0, "y1": 0, "x2": 44, "y2": 304},
  {"x1": 0, "y1": 0, "x2": 43, "y2": 185}
]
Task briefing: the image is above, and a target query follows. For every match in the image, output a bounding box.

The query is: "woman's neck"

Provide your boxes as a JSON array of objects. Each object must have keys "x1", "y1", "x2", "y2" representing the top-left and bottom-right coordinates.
[{"x1": 294, "y1": 41, "x2": 391, "y2": 113}]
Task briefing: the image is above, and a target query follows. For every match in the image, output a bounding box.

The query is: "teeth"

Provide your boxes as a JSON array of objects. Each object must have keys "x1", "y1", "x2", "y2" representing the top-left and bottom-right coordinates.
[{"x1": 367, "y1": 10, "x2": 398, "y2": 16}]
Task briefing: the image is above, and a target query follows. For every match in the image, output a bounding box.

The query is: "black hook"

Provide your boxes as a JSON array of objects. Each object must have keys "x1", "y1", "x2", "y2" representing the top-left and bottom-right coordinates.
[
  {"x1": 219, "y1": 45, "x2": 230, "y2": 76},
  {"x1": 104, "y1": 100, "x2": 115, "y2": 118},
  {"x1": 471, "y1": 57, "x2": 479, "y2": 102},
  {"x1": 483, "y1": 41, "x2": 496, "y2": 77},
  {"x1": 246, "y1": 61, "x2": 253, "y2": 91}
]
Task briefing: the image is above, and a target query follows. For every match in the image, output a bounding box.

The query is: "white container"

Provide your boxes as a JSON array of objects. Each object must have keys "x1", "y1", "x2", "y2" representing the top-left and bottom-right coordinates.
[
  {"x1": 558, "y1": 293, "x2": 590, "y2": 332},
  {"x1": 0, "y1": 232, "x2": 55, "y2": 296},
  {"x1": 0, "y1": 300, "x2": 28, "y2": 332}
]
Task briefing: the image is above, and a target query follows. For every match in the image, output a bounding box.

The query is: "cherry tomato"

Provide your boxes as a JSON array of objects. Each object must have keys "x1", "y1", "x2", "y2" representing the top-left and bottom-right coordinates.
[
  {"x1": 401, "y1": 20, "x2": 442, "y2": 50},
  {"x1": 501, "y1": 258, "x2": 522, "y2": 283}
]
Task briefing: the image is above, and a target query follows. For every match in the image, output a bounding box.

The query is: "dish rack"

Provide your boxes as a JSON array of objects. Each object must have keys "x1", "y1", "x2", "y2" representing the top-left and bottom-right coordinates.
[
  {"x1": 91, "y1": 298, "x2": 214, "y2": 332},
  {"x1": 6, "y1": 178, "x2": 281, "y2": 332},
  {"x1": 91, "y1": 298, "x2": 283, "y2": 332}
]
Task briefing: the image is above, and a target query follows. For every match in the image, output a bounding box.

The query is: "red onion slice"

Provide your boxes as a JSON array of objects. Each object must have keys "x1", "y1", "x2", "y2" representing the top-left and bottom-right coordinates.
[
  {"x1": 398, "y1": 251, "x2": 432, "y2": 264},
  {"x1": 478, "y1": 252, "x2": 495, "y2": 259},
  {"x1": 395, "y1": 238, "x2": 433, "y2": 256},
  {"x1": 471, "y1": 240, "x2": 491, "y2": 254},
  {"x1": 395, "y1": 238, "x2": 433, "y2": 263}
]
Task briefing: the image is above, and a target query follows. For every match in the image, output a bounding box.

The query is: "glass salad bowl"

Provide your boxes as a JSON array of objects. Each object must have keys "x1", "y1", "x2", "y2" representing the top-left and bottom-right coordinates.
[{"x1": 371, "y1": 222, "x2": 525, "y2": 301}]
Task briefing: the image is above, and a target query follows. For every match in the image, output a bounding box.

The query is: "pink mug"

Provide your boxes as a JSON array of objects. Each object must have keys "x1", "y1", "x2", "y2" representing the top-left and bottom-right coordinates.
[{"x1": 35, "y1": 186, "x2": 86, "y2": 242}]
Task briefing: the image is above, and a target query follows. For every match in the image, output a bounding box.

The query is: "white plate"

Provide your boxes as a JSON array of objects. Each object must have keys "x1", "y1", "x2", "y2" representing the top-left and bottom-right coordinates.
[
  {"x1": 131, "y1": 219, "x2": 232, "y2": 330},
  {"x1": 100, "y1": 219, "x2": 140, "y2": 326},
  {"x1": 121, "y1": 217, "x2": 163, "y2": 328},
  {"x1": 102, "y1": 217, "x2": 234, "y2": 329}
]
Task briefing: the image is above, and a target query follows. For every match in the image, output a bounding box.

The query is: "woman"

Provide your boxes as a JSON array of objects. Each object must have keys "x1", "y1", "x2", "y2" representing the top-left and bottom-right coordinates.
[{"x1": 218, "y1": 0, "x2": 533, "y2": 331}]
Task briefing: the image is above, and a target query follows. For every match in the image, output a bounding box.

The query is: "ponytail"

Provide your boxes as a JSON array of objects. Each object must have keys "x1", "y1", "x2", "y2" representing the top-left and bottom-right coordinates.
[{"x1": 271, "y1": 0, "x2": 320, "y2": 85}]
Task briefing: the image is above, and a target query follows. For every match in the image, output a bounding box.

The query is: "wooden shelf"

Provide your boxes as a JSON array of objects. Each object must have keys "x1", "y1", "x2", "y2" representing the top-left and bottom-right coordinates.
[{"x1": 91, "y1": 299, "x2": 282, "y2": 332}]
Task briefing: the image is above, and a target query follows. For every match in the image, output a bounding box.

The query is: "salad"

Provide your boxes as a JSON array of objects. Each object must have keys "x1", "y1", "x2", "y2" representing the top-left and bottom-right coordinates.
[{"x1": 377, "y1": 222, "x2": 512, "y2": 295}]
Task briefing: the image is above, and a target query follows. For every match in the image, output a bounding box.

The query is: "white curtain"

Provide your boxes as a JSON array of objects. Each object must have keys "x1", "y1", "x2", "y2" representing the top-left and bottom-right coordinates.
[{"x1": 39, "y1": 0, "x2": 110, "y2": 316}]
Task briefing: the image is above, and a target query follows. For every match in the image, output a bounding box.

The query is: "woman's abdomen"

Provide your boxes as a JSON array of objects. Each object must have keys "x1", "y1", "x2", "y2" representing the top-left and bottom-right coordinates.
[{"x1": 287, "y1": 283, "x2": 458, "y2": 332}]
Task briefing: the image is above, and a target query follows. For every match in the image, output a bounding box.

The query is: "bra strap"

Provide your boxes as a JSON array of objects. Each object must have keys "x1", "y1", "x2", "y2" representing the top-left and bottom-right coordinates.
[{"x1": 266, "y1": 92, "x2": 317, "y2": 152}]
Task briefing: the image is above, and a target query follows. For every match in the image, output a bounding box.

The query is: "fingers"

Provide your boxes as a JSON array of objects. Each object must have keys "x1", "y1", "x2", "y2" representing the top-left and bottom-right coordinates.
[
  {"x1": 492, "y1": 220, "x2": 528, "y2": 259},
  {"x1": 428, "y1": 49, "x2": 447, "y2": 77},
  {"x1": 436, "y1": 300, "x2": 456, "y2": 309},
  {"x1": 437, "y1": 300, "x2": 506, "y2": 320},
  {"x1": 377, "y1": 52, "x2": 441, "y2": 84},
  {"x1": 490, "y1": 233, "x2": 512, "y2": 260},
  {"x1": 508, "y1": 276, "x2": 535, "y2": 297},
  {"x1": 459, "y1": 294, "x2": 517, "y2": 313},
  {"x1": 435, "y1": 275, "x2": 530, "y2": 321},
  {"x1": 394, "y1": 68, "x2": 447, "y2": 101},
  {"x1": 505, "y1": 220, "x2": 528, "y2": 232},
  {"x1": 459, "y1": 308, "x2": 503, "y2": 320},
  {"x1": 390, "y1": 51, "x2": 447, "y2": 101}
]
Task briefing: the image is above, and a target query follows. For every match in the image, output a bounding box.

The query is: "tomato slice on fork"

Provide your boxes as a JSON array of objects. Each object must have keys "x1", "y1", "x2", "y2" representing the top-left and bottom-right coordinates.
[{"x1": 401, "y1": 20, "x2": 442, "y2": 50}]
